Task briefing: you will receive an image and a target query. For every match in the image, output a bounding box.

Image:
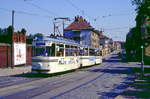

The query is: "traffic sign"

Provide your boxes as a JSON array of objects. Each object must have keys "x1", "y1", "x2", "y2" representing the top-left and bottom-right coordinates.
[{"x1": 141, "y1": 45, "x2": 144, "y2": 49}]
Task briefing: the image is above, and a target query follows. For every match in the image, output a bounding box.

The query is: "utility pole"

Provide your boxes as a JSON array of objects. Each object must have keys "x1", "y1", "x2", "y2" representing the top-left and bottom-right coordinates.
[
  {"x1": 12, "y1": 10, "x2": 15, "y2": 30},
  {"x1": 53, "y1": 22, "x2": 56, "y2": 36},
  {"x1": 62, "y1": 20, "x2": 65, "y2": 35},
  {"x1": 11, "y1": 10, "x2": 15, "y2": 68}
]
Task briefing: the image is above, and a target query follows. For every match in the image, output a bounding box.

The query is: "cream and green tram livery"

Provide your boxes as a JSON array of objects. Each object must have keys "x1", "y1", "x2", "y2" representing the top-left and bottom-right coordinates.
[{"x1": 32, "y1": 37, "x2": 102, "y2": 74}]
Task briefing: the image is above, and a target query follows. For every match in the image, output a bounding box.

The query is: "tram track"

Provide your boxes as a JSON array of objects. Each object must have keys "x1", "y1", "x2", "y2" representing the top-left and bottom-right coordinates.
[
  {"x1": 50, "y1": 63, "x2": 113, "y2": 98},
  {"x1": 2, "y1": 60, "x2": 113, "y2": 99},
  {"x1": 1, "y1": 52, "x2": 120, "y2": 98},
  {"x1": 2, "y1": 70, "x2": 99, "y2": 98},
  {"x1": 0, "y1": 76, "x2": 41, "y2": 89},
  {"x1": 1, "y1": 51, "x2": 119, "y2": 99}
]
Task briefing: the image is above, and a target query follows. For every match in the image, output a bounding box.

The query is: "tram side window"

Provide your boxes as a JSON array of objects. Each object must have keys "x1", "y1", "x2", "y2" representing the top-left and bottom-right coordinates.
[
  {"x1": 75, "y1": 47, "x2": 80, "y2": 56},
  {"x1": 65, "y1": 45, "x2": 69, "y2": 56},
  {"x1": 56, "y1": 44, "x2": 64, "y2": 57},
  {"x1": 95, "y1": 51, "x2": 100, "y2": 56},
  {"x1": 89, "y1": 49, "x2": 96, "y2": 56},
  {"x1": 84, "y1": 48, "x2": 88, "y2": 56},
  {"x1": 79, "y1": 49, "x2": 84, "y2": 56},
  {"x1": 50, "y1": 44, "x2": 55, "y2": 56},
  {"x1": 79, "y1": 48, "x2": 88, "y2": 56},
  {"x1": 65, "y1": 45, "x2": 79, "y2": 56},
  {"x1": 65, "y1": 48, "x2": 73, "y2": 56}
]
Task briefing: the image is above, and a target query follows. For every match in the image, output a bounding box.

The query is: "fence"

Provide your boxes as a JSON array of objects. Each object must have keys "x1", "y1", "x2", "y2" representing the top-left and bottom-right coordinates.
[{"x1": 0, "y1": 43, "x2": 32, "y2": 68}]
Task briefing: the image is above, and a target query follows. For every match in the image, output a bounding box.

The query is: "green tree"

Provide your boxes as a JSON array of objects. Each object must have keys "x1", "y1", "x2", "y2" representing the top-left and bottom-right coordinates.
[
  {"x1": 34, "y1": 33, "x2": 43, "y2": 38},
  {"x1": 0, "y1": 25, "x2": 13, "y2": 43},
  {"x1": 125, "y1": 0, "x2": 150, "y2": 62},
  {"x1": 21, "y1": 28, "x2": 26, "y2": 34}
]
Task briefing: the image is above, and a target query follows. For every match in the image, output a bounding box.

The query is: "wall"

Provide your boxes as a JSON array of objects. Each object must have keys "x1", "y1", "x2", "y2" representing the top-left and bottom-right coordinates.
[
  {"x1": 26, "y1": 45, "x2": 32, "y2": 65},
  {"x1": 0, "y1": 43, "x2": 11, "y2": 68},
  {"x1": 0, "y1": 43, "x2": 32, "y2": 68}
]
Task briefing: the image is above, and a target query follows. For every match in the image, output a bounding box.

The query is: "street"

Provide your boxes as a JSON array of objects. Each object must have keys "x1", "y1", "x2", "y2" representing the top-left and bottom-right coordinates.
[{"x1": 0, "y1": 52, "x2": 135, "y2": 99}]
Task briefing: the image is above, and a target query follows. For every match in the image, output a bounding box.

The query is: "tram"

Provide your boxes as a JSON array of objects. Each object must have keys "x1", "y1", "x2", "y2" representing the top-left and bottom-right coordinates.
[{"x1": 32, "y1": 37, "x2": 102, "y2": 74}]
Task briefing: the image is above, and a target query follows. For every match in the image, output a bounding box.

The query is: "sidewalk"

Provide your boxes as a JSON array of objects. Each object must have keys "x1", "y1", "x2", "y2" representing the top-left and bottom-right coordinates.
[{"x1": 0, "y1": 65, "x2": 31, "y2": 76}]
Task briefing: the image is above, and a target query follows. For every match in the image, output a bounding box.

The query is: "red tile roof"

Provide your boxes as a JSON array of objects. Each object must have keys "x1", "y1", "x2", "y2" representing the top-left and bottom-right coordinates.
[
  {"x1": 99, "y1": 34, "x2": 108, "y2": 39},
  {"x1": 64, "y1": 16, "x2": 93, "y2": 30}
]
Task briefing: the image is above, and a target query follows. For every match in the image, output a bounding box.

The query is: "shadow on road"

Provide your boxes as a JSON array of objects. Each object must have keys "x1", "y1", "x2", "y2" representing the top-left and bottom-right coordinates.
[
  {"x1": 103, "y1": 55, "x2": 121, "y2": 63},
  {"x1": 88, "y1": 68, "x2": 132, "y2": 74},
  {"x1": 97, "y1": 71, "x2": 134, "y2": 99},
  {"x1": 11, "y1": 69, "x2": 76, "y2": 78}
]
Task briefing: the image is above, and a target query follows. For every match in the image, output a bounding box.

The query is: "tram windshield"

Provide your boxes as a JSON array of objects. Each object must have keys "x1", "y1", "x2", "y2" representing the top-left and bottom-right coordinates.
[{"x1": 33, "y1": 43, "x2": 55, "y2": 57}]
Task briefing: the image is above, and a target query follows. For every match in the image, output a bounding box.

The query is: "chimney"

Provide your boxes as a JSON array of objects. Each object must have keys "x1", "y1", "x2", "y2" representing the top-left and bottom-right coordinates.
[{"x1": 75, "y1": 16, "x2": 77, "y2": 21}]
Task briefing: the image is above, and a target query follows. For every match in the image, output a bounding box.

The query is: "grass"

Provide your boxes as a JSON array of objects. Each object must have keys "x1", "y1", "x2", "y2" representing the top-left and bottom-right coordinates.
[{"x1": 120, "y1": 67, "x2": 150, "y2": 99}]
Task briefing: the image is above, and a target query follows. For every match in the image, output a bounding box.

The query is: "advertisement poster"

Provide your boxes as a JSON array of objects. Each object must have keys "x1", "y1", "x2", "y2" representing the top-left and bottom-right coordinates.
[{"x1": 14, "y1": 43, "x2": 26, "y2": 65}]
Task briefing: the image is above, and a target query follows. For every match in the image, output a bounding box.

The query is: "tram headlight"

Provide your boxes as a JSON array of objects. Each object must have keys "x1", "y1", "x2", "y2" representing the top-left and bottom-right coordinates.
[{"x1": 32, "y1": 62, "x2": 43, "y2": 69}]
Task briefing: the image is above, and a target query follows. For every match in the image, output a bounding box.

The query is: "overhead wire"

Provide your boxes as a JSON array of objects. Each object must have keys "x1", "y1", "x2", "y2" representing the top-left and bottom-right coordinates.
[
  {"x1": 103, "y1": 26, "x2": 131, "y2": 30},
  {"x1": 64, "y1": 0, "x2": 93, "y2": 20},
  {"x1": 0, "y1": 7, "x2": 54, "y2": 19},
  {"x1": 25, "y1": 2, "x2": 60, "y2": 17}
]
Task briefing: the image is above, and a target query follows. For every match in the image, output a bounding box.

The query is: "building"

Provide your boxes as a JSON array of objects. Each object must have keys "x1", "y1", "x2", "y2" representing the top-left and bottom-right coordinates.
[
  {"x1": 64, "y1": 16, "x2": 100, "y2": 48},
  {"x1": 99, "y1": 34, "x2": 111, "y2": 56},
  {"x1": 113, "y1": 41, "x2": 122, "y2": 51}
]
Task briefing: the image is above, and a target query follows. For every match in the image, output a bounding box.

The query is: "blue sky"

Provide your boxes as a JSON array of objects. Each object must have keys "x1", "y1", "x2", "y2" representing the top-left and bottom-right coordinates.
[{"x1": 0, "y1": 0, "x2": 136, "y2": 41}]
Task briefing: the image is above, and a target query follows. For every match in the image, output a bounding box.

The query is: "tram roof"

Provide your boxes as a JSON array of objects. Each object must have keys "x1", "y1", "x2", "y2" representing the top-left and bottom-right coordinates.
[
  {"x1": 33, "y1": 36, "x2": 99, "y2": 50},
  {"x1": 33, "y1": 36, "x2": 80, "y2": 46}
]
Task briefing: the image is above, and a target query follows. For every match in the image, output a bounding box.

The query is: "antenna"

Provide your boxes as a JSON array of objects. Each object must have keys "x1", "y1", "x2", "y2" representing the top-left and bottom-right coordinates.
[{"x1": 53, "y1": 17, "x2": 70, "y2": 37}]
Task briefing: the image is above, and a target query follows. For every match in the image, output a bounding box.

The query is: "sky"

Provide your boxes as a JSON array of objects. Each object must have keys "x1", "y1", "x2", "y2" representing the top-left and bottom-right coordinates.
[{"x1": 0, "y1": 0, "x2": 137, "y2": 41}]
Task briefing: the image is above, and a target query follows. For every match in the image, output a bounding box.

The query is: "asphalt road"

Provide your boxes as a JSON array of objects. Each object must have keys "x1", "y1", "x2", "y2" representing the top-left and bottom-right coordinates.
[{"x1": 0, "y1": 52, "x2": 135, "y2": 99}]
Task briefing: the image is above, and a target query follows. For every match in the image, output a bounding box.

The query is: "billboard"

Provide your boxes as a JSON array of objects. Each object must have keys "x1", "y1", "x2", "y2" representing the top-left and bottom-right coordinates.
[{"x1": 13, "y1": 43, "x2": 26, "y2": 65}]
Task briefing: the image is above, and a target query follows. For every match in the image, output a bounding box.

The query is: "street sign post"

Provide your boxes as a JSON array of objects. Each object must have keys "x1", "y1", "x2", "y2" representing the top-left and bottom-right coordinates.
[{"x1": 141, "y1": 45, "x2": 144, "y2": 76}]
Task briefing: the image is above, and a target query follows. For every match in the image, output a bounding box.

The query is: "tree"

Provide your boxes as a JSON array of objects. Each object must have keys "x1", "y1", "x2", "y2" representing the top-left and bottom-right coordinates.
[
  {"x1": 21, "y1": 28, "x2": 26, "y2": 34},
  {"x1": 0, "y1": 26, "x2": 13, "y2": 43},
  {"x1": 125, "y1": 27, "x2": 143, "y2": 61},
  {"x1": 125, "y1": 0, "x2": 150, "y2": 61},
  {"x1": 132, "y1": 0, "x2": 143, "y2": 6},
  {"x1": 34, "y1": 33, "x2": 43, "y2": 38}
]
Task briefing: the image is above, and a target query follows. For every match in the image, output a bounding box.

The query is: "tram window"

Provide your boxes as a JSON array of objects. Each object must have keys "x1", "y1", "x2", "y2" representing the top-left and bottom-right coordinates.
[
  {"x1": 84, "y1": 48, "x2": 88, "y2": 56},
  {"x1": 79, "y1": 49, "x2": 84, "y2": 56},
  {"x1": 50, "y1": 43, "x2": 55, "y2": 56},
  {"x1": 89, "y1": 49, "x2": 95, "y2": 56},
  {"x1": 34, "y1": 43, "x2": 55, "y2": 57},
  {"x1": 66, "y1": 48, "x2": 73, "y2": 56},
  {"x1": 56, "y1": 48, "x2": 64, "y2": 56},
  {"x1": 65, "y1": 45, "x2": 69, "y2": 56},
  {"x1": 65, "y1": 48, "x2": 70, "y2": 56},
  {"x1": 75, "y1": 48, "x2": 80, "y2": 56},
  {"x1": 94, "y1": 51, "x2": 99, "y2": 56},
  {"x1": 35, "y1": 47, "x2": 45, "y2": 56},
  {"x1": 56, "y1": 44, "x2": 64, "y2": 57},
  {"x1": 65, "y1": 45, "x2": 79, "y2": 56}
]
